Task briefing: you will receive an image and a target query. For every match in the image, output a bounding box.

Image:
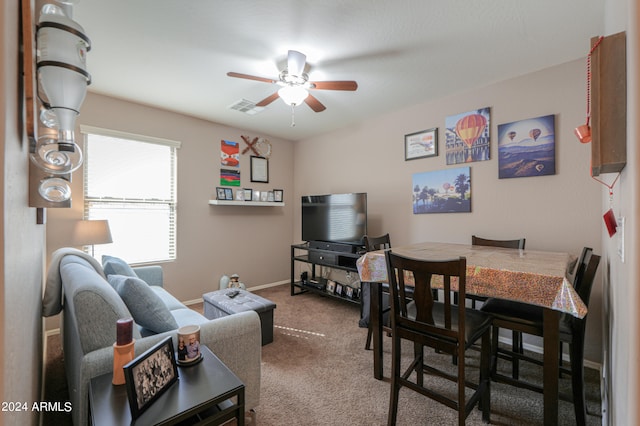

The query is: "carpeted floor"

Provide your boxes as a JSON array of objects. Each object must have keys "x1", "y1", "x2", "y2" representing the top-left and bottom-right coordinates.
[{"x1": 43, "y1": 284, "x2": 602, "y2": 425}]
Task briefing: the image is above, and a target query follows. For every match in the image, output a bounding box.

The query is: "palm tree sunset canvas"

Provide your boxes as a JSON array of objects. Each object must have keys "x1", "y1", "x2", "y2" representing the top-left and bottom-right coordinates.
[{"x1": 412, "y1": 167, "x2": 471, "y2": 214}]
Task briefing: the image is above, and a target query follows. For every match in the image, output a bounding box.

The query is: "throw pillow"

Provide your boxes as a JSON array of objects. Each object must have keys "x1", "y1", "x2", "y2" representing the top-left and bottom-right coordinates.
[
  {"x1": 102, "y1": 255, "x2": 137, "y2": 278},
  {"x1": 107, "y1": 275, "x2": 178, "y2": 333}
]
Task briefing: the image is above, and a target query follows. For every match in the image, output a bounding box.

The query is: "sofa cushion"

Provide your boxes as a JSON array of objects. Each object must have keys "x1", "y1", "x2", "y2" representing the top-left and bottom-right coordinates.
[
  {"x1": 107, "y1": 275, "x2": 178, "y2": 333},
  {"x1": 60, "y1": 256, "x2": 141, "y2": 353},
  {"x1": 139, "y1": 308, "x2": 209, "y2": 337},
  {"x1": 102, "y1": 255, "x2": 137, "y2": 278},
  {"x1": 150, "y1": 286, "x2": 186, "y2": 311}
]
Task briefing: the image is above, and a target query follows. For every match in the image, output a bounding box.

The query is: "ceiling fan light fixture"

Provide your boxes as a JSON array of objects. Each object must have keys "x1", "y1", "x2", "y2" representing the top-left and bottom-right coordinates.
[
  {"x1": 278, "y1": 85, "x2": 308, "y2": 106},
  {"x1": 287, "y1": 50, "x2": 307, "y2": 77}
]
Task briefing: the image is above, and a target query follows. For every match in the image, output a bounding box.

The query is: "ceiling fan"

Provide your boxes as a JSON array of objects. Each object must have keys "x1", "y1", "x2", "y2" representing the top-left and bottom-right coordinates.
[{"x1": 227, "y1": 50, "x2": 358, "y2": 115}]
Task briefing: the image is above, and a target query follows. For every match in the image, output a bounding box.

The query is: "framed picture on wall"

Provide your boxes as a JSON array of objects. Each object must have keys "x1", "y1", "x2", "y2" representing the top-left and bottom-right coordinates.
[
  {"x1": 497, "y1": 114, "x2": 556, "y2": 179},
  {"x1": 404, "y1": 128, "x2": 438, "y2": 160},
  {"x1": 445, "y1": 107, "x2": 491, "y2": 165},
  {"x1": 412, "y1": 166, "x2": 471, "y2": 214},
  {"x1": 250, "y1": 156, "x2": 269, "y2": 183}
]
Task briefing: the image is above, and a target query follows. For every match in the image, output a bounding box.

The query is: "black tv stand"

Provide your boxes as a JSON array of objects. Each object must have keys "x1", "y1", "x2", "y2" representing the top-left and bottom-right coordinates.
[{"x1": 290, "y1": 243, "x2": 363, "y2": 305}]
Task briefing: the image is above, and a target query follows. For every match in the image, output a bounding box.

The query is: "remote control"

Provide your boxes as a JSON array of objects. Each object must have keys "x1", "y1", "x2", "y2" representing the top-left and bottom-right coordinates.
[{"x1": 226, "y1": 290, "x2": 240, "y2": 298}]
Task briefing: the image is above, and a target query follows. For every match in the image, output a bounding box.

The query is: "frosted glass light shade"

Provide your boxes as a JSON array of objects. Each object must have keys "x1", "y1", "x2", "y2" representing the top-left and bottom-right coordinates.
[
  {"x1": 37, "y1": 66, "x2": 88, "y2": 136},
  {"x1": 287, "y1": 50, "x2": 307, "y2": 77},
  {"x1": 36, "y1": 4, "x2": 91, "y2": 146},
  {"x1": 278, "y1": 85, "x2": 308, "y2": 106}
]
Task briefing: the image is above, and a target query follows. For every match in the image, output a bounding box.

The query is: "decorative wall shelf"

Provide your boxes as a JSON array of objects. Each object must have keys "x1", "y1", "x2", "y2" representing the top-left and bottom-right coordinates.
[{"x1": 208, "y1": 200, "x2": 285, "y2": 207}]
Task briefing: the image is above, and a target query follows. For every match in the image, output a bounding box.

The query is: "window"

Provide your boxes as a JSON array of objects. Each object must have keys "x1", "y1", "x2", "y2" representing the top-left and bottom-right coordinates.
[{"x1": 81, "y1": 125, "x2": 180, "y2": 264}]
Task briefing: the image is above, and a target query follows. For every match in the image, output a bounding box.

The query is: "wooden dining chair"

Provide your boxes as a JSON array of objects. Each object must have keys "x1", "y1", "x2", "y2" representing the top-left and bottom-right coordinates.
[
  {"x1": 468, "y1": 235, "x2": 526, "y2": 372},
  {"x1": 480, "y1": 247, "x2": 600, "y2": 425},
  {"x1": 467, "y1": 235, "x2": 526, "y2": 308},
  {"x1": 363, "y1": 234, "x2": 391, "y2": 350},
  {"x1": 385, "y1": 250, "x2": 491, "y2": 425}
]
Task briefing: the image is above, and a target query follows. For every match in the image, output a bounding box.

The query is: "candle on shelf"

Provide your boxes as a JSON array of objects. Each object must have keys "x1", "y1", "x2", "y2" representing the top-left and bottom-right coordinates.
[
  {"x1": 113, "y1": 318, "x2": 135, "y2": 385},
  {"x1": 116, "y1": 318, "x2": 133, "y2": 346}
]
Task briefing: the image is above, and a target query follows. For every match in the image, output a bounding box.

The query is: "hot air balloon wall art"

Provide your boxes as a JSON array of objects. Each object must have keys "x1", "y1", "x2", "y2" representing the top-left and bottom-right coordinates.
[
  {"x1": 412, "y1": 167, "x2": 471, "y2": 214},
  {"x1": 497, "y1": 114, "x2": 556, "y2": 179},
  {"x1": 445, "y1": 107, "x2": 491, "y2": 165}
]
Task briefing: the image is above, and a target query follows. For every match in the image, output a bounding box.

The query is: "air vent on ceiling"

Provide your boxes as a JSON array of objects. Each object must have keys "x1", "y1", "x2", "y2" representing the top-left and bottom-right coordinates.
[{"x1": 228, "y1": 99, "x2": 266, "y2": 115}]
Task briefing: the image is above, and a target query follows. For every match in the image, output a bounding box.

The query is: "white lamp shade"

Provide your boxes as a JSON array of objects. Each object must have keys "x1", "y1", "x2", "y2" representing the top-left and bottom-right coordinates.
[
  {"x1": 278, "y1": 85, "x2": 309, "y2": 106},
  {"x1": 72, "y1": 220, "x2": 113, "y2": 246}
]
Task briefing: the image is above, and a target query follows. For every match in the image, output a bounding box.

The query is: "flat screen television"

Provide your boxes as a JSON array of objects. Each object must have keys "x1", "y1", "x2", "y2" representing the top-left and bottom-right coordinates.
[{"x1": 301, "y1": 192, "x2": 367, "y2": 245}]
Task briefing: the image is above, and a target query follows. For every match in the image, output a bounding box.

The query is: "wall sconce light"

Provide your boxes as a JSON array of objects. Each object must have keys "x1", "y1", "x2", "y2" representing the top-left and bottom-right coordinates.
[
  {"x1": 22, "y1": 1, "x2": 91, "y2": 219},
  {"x1": 32, "y1": 3, "x2": 91, "y2": 175}
]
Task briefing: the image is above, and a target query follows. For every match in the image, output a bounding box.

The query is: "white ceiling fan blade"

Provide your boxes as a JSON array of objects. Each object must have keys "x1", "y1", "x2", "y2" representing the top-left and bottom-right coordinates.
[{"x1": 287, "y1": 50, "x2": 306, "y2": 77}]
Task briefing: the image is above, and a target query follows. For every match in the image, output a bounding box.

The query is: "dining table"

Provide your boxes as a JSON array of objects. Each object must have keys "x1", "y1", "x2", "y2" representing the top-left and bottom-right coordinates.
[{"x1": 356, "y1": 241, "x2": 582, "y2": 426}]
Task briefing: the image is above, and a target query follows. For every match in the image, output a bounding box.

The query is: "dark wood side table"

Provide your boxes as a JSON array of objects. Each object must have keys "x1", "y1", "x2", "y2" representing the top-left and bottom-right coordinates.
[{"x1": 89, "y1": 345, "x2": 245, "y2": 425}]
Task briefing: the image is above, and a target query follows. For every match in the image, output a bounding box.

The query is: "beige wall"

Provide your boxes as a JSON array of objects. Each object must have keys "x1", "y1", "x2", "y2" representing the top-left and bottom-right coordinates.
[
  {"x1": 293, "y1": 59, "x2": 605, "y2": 364},
  {"x1": 2, "y1": 2, "x2": 45, "y2": 425},
  {"x1": 45, "y1": 93, "x2": 296, "y2": 316},
  {"x1": 46, "y1": 60, "x2": 606, "y2": 365}
]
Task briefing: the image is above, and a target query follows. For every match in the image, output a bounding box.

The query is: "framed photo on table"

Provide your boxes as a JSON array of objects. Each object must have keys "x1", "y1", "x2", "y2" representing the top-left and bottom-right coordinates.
[
  {"x1": 404, "y1": 128, "x2": 438, "y2": 160},
  {"x1": 326, "y1": 280, "x2": 336, "y2": 294},
  {"x1": 250, "y1": 156, "x2": 269, "y2": 183},
  {"x1": 123, "y1": 337, "x2": 178, "y2": 420},
  {"x1": 335, "y1": 283, "x2": 343, "y2": 296},
  {"x1": 345, "y1": 286, "x2": 354, "y2": 299}
]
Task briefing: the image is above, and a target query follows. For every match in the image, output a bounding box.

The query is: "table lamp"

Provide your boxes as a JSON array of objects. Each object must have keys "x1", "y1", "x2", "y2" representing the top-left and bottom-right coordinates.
[{"x1": 72, "y1": 219, "x2": 113, "y2": 256}]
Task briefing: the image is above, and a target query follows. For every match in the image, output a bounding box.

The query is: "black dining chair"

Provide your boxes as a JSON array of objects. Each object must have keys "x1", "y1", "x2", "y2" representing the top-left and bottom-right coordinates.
[
  {"x1": 363, "y1": 234, "x2": 391, "y2": 350},
  {"x1": 467, "y1": 235, "x2": 526, "y2": 309},
  {"x1": 480, "y1": 247, "x2": 600, "y2": 425},
  {"x1": 468, "y1": 235, "x2": 526, "y2": 373},
  {"x1": 385, "y1": 250, "x2": 491, "y2": 425}
]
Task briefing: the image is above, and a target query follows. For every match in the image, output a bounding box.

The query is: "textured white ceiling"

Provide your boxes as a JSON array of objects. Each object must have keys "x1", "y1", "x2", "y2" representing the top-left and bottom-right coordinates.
[{"x1": 71, "y1": 0, "x2": 604, "y2": 141}]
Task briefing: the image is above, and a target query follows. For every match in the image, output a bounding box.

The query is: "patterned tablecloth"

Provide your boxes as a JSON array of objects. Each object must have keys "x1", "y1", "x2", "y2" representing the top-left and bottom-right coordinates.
[{"x1": 356, "y1": 242, "x2": 585, "y2": 318}]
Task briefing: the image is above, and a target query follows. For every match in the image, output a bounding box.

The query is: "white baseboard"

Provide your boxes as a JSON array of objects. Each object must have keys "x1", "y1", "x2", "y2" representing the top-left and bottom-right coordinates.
[
  {"x1": 499, "y1": 335, "x2": 602, "y2": 372},
  {"x1": 247, "y1": 280, "x2": 289, "y2": 291},
  {"x1": 45, "y1": 327, "x2": 61, "y2": 338}
]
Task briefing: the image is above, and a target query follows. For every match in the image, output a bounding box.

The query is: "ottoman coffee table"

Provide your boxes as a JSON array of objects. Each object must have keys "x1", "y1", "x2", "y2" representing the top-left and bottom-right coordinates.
[{"x1": 203, "y1": 289, "x2": 277, "y2": 345}]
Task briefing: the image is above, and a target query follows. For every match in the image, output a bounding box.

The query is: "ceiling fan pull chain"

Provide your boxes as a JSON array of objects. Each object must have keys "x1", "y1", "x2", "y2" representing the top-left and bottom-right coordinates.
[{"x1": 290, "y1": 104, "x2": 296, "y2": 127}]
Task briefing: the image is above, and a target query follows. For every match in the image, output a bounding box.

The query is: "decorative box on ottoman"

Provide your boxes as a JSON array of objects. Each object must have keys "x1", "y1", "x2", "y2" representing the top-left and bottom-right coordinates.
[{"x1": 203, "y1": 289, "x2": 277, "y2": 345}]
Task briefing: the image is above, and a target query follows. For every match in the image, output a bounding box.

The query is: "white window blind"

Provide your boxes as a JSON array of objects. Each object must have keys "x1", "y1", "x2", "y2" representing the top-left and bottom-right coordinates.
[{"x1": 81, "y1": 126, "x2": 180, "y2": 264}]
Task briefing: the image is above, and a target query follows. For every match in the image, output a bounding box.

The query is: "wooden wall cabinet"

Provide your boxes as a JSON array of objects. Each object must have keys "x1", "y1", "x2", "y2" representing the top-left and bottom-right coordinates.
[{"x1": 590, "y1": 32, "x2": 627, "y2": 176}]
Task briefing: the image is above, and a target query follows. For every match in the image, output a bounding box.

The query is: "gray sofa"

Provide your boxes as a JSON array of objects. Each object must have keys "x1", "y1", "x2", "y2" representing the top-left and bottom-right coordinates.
[{"x1": 43, "y1": 248, "x2": 261, "y2": 426}]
